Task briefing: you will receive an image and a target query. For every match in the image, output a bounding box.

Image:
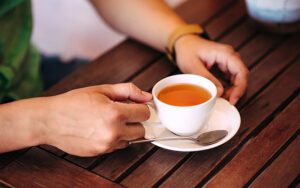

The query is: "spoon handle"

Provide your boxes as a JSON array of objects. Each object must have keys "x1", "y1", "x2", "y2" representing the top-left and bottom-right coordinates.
[{"x1": 129, "y1": 137, "x2": 194, "y2": 144}]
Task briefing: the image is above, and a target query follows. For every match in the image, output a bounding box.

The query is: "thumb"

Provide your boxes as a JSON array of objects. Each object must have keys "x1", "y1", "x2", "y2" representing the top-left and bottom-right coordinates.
[{"x1": 99, "y1": 83, "x2": 152, "y2": 102}]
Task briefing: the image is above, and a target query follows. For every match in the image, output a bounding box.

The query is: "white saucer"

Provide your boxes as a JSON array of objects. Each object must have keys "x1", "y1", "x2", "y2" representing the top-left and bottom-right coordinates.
[{"x1": 142, "y1": 98, "x2": 241, "y2": 152}]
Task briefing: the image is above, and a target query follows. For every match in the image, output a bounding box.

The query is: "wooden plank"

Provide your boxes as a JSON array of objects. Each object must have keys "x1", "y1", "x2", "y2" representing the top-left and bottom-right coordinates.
[
  {"x1": 219, "y1": 18, "x2": 256, "y2": 49},
  {"x1": 203, "y1": 96, "x2": 300, "y2": 187},
  {"x1": 64, "y1": 155, "x2": 100, "y2": 169},
  {"x1": 131, "y1": 58, "x2": 177, "y2": 91},
  {"x1": 239, "y1": 35, "x2": 300, "y2": 105},
  {"x1": 205, "y1": 0, "x2": 246, "y2": 40},
  {"x1": 250, "y1": 135, "x2": 300, "y2": 188},
  {"x1": 239, "y1": 33, "x2": 284, "y2": 68},
  {"x1": 61, "y1": 0, "x2": 239, "y2": 169},
  {"x1": 159, "y1": 58, "x2": 300, "y2": 187},
  {"x1": 93, "y1": 144, "x2": 154, "y2": 181},
  {"x1": 39, "y1": 145, "x2": 65, "y2": 157},
  {"x1": 0, "y1": 148, "x2": 120, "y2": 188},
  {"x1": 0, "y1": 149, "x2": 27, "y2": 169},
  {"x1": 176, "y1": 0, "x2": 235, "y2": 24},
  {"x1": 121, "y1": 150, "x2": 187, "y2": 188}
]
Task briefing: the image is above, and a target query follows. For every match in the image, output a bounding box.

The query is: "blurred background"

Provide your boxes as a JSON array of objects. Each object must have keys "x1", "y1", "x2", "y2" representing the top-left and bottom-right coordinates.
[{"x1": 31, "y1": 0, "x2": 186, "y2": 61}]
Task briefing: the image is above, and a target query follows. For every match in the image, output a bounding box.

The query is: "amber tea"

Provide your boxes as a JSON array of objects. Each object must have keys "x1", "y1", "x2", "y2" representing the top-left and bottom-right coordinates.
[{"x1": 157, "y1": 83, "x2": 211, "y2": 107}]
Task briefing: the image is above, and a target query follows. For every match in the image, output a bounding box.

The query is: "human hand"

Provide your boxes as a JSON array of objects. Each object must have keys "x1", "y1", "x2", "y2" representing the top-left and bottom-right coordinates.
[
  {"x1": 174, "y1": 34, "x2": 249, "y2": 105},
  {"x1": 41, "y1": 83, "x2": 152, "y2": 157}
]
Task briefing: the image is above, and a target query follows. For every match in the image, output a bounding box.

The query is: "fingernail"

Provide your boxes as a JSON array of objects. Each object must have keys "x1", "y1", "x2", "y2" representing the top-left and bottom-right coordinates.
[
  {"x1": 217, "y1": 86, "x2": 224, "y2": 97},
  {"x1": 142, "y1": 91, "x2": 152, "y2": 97},
  {"x1": 231, "y1": 97, "x2": 239, "y2": 105}
]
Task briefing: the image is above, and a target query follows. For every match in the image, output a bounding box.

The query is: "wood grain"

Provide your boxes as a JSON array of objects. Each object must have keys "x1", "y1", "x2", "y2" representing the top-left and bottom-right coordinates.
[
  {"x1": 239, "y1": 33, "x2": 284, "y2": 68},
  {"x1": 121, "y1": 149, "x2": 187, "y2": 188},
  {"x1": 39, "y1": 145, "x2": 65, "y2": 157},
  {"x1": 131, "y1": 57, "x2": 177, "y2": 91},
  {"x1": 176, "y1": 0, "x2": 235, "y2": 24},
  {"x1": 239, "y1": 34, "x2": 300, "y2": 105},
  {"x1": 0, "y1": 148, "x2": 120, "y2": 188},
  {"x1": 203, "y1": 96, "x2": 300, "y2": 187},
  {"x1": 219, "y1": 18, "x2": 256, "y2": 49},
  {"x1": 93, "y1": 143, "x2": 154, "y2": 181},
  {"x1": 64, "y1": 155, "x2": 100, "y2": 169},
  {"x1": 205, "y1": 0, "x2": 247, "y2": 40},
  {"x1": 159, "y1": 57, "x2": 300, "y2": 188},
  {"x1": 0, "y1": 149, "x2": 27, "y2": 169},
  {"x1": 250, "y1": 135, "x2": 300, "y2": 188}
]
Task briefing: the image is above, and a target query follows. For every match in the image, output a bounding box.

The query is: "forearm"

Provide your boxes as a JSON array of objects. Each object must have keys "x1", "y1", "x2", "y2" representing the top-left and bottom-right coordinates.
[
  {"x1": 0, "y1": 98, "x2": 45, "y2": 153},
  {"x1": 90, "y1": 0, "x2": 186, "y2": 51}
]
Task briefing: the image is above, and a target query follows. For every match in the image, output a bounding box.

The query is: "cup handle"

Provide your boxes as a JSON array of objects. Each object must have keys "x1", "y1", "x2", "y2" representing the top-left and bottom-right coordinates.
[
  {"x1": 143, "y1": 99, "x2": 160, "y2": 124},
  {"x1": 145, "y1": 99, "x2": 156, "y2": 111}
]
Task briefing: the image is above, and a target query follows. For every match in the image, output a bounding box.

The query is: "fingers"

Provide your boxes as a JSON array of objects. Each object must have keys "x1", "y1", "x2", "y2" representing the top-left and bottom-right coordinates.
[
  {"x1": 116, "y1": 102, "x2": 150, "y2": 122},
  {"x1": 225, "y1": 55, "x2": 249, "y2": 104},
  {"x1": 189, "y1": 58, "x2": 224, "y2": 97},
  {"x1": 103, "y1": 123, "x2": 144, "y2": 151},
  {"x1": 120, "y1": 123, "x2": 145, "y2": 141},
  {"x1": 210, "y1": 44, "x2": 249, "y2": 104},
  {"x1": 98, "y1": 83, "x2": 152, "y2": 102},
  {"x1": 228, "y1": 71, "x2": 249, "y2": 104},
  {"x1": 110, "y1": 123, "x2": 145, "y2": 150},
  {"x1": 174, "y1": 36, "x2": 249, "y2": 105}
]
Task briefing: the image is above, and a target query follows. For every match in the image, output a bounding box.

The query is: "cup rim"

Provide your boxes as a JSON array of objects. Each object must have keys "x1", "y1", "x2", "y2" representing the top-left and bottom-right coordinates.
[{"x1": 152, "y1": 74, "x2": 217, "y2": 108}]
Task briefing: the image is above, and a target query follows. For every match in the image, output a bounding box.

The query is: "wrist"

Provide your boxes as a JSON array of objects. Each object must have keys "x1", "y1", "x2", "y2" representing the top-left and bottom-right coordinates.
[
  {"x1": 165, "y1": 24, "x2": 205, "y2": 64},
  {"x1": 20, "y1": 98, "x2": 49, "y2": 147},
  {"x1": 0, "y1": 98, "x2": 49, "y2": 152},
  {"x1": 174, "y1": 34, "x2": 202, "y2": 52},
  {"x1": 16, "y1": 97, "x2": 52, "y2": 147},
  {"x1": 31, "y1": 97, "x2": 57, "y2": 146}
]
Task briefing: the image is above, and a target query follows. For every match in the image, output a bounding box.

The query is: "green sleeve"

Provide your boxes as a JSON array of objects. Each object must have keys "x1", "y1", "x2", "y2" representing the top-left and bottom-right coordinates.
[{"x1": 0, "y1": 0, "x2": 43, "y2": 102}]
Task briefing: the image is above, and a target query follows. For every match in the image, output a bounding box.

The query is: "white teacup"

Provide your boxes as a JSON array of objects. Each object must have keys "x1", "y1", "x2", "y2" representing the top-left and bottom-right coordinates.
[{"x1": 152, "y1": 74, "x2": 217, "y2": 136}]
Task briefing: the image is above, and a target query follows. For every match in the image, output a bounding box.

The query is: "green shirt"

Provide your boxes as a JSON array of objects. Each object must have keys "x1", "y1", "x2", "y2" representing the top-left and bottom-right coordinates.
[{"x1": 0, "y1": 0, "x2": 43, "y2": 103}]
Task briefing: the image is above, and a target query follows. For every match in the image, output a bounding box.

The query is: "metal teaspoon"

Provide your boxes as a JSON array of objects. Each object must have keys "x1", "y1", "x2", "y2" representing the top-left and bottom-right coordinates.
[{"x1": 129, "y1": 130, "x2": 228, "y2": 145}]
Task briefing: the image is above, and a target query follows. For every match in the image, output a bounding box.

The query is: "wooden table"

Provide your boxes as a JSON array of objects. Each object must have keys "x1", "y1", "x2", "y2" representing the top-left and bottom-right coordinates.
[{"x1": 1, "y1": 0, "x2": 299, "y2": 187}]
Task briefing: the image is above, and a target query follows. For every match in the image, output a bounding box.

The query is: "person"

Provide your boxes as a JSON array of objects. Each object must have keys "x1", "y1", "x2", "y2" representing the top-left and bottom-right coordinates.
[{"x1": 0, "y1": 0, "x2": 249, "y2": 156}]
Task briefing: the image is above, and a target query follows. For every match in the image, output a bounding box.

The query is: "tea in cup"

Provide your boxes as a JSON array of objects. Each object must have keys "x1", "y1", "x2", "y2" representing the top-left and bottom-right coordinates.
[{"x1": 152, "y1": 74, "x2": 217, "y2": 136}]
